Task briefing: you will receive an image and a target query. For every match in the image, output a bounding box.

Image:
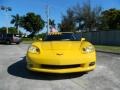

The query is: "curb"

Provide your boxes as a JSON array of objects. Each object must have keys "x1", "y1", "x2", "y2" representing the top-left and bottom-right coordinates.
[{"x1": 96, "y1": 50, "x2": 120, "y2": 55}]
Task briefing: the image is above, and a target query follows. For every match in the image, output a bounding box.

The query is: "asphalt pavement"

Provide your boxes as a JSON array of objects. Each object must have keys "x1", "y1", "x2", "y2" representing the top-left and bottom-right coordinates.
[{"x1": 0, "y1": 44, "x2": 120, "y2": 90}]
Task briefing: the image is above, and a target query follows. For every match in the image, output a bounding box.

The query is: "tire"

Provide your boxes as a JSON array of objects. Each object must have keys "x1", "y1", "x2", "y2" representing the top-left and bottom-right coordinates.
[
  {"x1": 6, "y1": 41, "x2": 11, "y2": 45},
  {"x1": 16, "y1": 42, "x2": 20, "y2": 44}
]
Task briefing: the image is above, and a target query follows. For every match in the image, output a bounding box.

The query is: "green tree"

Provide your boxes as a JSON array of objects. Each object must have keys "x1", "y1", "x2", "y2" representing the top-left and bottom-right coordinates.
[
  {"x1": 78, "y1": 1, "x2": 101, "y2": 31},
  {"x1": 11, "y1": 14, "x2": 21, "y2": 34},
  {"x1": 57, "y1": 23, "x2": 62, "y2": 31},
  {"x1": 20, "y1": 12, "x2": 45, "y2": 37},
  {"x1": 100, "y1": 8, "x2": 120, "y2": 30},
  {"x1": 60, "y1": 8, "x2": 76, "y2": 32},
  {"x1": 8, "y1": 27, "x2": 22, "y2": 34},
  {"x1": 59, "y1": 0, "x2": 102, "y2": 32},
  {"x1": 0, "y1": 27, "x2": 22, "y2": 34},
  {"x1": 0, "y1": 27, "x2": 6, "y2": 34}
]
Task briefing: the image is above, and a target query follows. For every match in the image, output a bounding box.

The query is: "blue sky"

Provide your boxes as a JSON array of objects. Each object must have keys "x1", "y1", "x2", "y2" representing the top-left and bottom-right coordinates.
[{"x1": 0, "y1": 0, "x2": 120, "y2": 33}]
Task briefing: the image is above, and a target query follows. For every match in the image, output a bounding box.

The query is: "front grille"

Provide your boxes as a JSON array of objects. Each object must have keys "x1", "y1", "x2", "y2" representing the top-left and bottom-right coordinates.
[{"x1": 41, "y1": 64, "x2": 81, "y2": 69}]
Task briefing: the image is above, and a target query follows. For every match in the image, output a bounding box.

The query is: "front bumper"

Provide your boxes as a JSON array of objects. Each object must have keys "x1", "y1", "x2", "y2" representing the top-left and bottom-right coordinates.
[
  {"x1": 26, "y1": 58, "x2": 96, "y2": 73},
  {"x1": 27, "y1": 64, "x2": 96, "y2": 73},
  {"x1": 26, "y1": 51, "x2": 96, "y2": 73}
]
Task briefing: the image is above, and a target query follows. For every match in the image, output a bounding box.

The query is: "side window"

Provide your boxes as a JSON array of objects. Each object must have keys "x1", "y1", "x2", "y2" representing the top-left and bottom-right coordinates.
[
  {"x1": 7, "y1": 34, "x2": 13, "y2": 37},
  {"x1": 0, "y1": 34, "x2": 2, "y2": 38}
]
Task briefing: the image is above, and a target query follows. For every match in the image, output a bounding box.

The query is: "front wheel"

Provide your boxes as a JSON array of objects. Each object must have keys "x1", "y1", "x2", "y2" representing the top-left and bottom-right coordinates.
[
  {"x1": 6, "y1": 41, "x2": 11, "y2": 45},
  {"x1": 16, "y1": 42, "x2": 20, "y2": 44}
]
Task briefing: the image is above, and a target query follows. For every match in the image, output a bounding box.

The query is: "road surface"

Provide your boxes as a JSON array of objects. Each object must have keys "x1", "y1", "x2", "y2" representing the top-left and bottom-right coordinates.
[{"x1": 0, "y1": 44, "x2": 120, "y2": 90}]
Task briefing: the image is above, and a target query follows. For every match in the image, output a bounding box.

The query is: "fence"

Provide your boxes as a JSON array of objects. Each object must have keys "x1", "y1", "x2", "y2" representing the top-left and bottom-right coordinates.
[{"x1": 81, "y1": 30, "x2": 120, "y2": 45}]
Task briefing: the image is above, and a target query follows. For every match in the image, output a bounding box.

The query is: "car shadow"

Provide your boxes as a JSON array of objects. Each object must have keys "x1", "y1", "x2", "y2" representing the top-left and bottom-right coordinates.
[
  {"x1": 0, "y1": 42, "x2": 17, "y2": 45},
  {"x1": 7, "y1": 57, "x2": 87, "y2": 80}
]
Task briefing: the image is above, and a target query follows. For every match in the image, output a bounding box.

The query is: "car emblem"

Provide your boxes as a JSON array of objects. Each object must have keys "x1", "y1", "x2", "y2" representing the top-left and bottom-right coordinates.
[{"x1": 56, "y1": 53, "x2": 63, "y2": 55}]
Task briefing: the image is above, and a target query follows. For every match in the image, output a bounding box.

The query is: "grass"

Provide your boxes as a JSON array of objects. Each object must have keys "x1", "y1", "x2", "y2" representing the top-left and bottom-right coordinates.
[
  {"x1": 21, "y1": 37, "x2": 40, "y2": 44},
  {"x1": 95, "y1": 45, "x2": 120, "y2": 54},
  {"x1": 22, "y1": 41, "x2": 33, "y2": 44}
]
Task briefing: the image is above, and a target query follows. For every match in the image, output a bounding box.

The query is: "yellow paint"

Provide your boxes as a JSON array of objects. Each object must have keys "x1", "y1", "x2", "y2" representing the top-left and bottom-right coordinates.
[{"x1": 26, "y1": 37, "x2": 96, "y2": 73}]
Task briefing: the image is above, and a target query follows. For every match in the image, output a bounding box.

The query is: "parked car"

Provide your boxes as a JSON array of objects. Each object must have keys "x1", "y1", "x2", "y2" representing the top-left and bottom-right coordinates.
[
  {"x1": 0, "y1": 34, "x2": 21, "y2": 44},
  {"x1": 26, "y1": 32, "x2": 96, "y2": 73}
]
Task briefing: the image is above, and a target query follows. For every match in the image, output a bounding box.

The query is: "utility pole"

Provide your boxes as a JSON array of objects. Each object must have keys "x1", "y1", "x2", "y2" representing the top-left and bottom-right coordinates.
[
  {"x1": 46, "y1": 5, "x2": 49, "y2": 33},
  {"x1": 0, "y1": 6, "x2": 12, "y2": 34}
]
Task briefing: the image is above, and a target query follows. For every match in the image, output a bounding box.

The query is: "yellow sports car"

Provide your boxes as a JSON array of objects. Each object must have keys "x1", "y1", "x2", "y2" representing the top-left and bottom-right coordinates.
[{"x1": 26, "y1": 32, "x2": 96, "y2": 73}]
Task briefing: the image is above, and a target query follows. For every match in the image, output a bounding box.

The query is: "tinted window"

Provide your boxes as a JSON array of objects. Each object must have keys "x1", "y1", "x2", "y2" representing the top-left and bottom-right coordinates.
[
  {"x1": 44, "y1": 33, "x2": 80, "y2": 41},
  {"x1": 7, "y1": 34, "x2": 13, "y2": 37}
]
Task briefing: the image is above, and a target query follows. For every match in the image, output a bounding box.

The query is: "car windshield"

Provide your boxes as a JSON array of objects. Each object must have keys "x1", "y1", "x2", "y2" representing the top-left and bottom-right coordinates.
[
  {"x1": 44, "y1": 33, "x2": 81, "y2": 41},
  {"x1": 7, "y1": 34, "x2": 13, "y2": 37}
]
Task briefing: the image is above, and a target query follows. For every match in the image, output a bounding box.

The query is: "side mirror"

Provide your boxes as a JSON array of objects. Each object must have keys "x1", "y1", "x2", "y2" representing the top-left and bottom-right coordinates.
[
  {"x1": 39, "y1": 38, "x2": 42, "y2": 41},
  {"x1": 81, "y1": 38, "x2": 85, "y2": 41}
]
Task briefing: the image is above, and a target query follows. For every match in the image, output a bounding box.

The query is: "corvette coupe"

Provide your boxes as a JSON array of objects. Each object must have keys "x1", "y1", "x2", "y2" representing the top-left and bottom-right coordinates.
[{"x1": 26, "y1": 32, "x2": 96, "y2": 73}]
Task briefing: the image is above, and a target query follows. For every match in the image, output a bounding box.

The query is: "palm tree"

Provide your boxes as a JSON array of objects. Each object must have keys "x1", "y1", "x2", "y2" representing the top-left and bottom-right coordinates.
[{"x1": 11, "y1": 14, "x2": 21, "y2": 34}]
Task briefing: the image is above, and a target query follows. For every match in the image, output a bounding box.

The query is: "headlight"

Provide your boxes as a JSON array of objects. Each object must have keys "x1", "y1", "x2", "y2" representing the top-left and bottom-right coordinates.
[
  {"x1": 82, "y1": 45, "x2": 95, "y2": 53},
  {"x1": 28, "y1": 45, "x2": 40, "y2": 54}
]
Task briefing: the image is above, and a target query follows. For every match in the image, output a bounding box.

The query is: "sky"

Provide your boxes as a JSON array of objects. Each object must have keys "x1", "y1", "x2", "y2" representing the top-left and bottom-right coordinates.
[{"x1": 0, "y1": 0, "x2": 120, "y2": 33}]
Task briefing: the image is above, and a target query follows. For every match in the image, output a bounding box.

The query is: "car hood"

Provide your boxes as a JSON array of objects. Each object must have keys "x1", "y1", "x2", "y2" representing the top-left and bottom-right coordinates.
[{"x1": 40, "y1": 41, "x2": 81, "y2": 50}]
